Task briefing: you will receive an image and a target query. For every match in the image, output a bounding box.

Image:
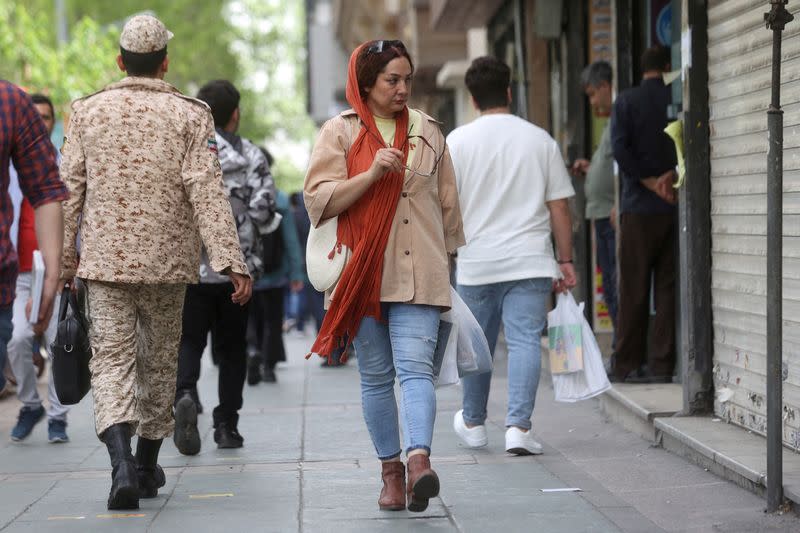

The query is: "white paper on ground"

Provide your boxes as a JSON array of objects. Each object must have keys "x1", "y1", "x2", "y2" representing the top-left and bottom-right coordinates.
[{"x1": 540, "y1": 488, "x2": 583, "y2": 493}]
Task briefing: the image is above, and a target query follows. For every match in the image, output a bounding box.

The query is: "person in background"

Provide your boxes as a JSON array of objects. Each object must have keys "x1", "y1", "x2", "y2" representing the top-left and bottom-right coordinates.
[
  {"x1": 283, "y1": 191, "x2": 309, "y2": 334},
  {"x1": 609, "y1": 45, "x2": 677, "y2": 384},
  {"x1": 0, "y1": 82, "x2": 66, "y2": 413},
  {"x1": 8, "y1": 93, "x2": 70, "y2": 443},
  {"x1": 570, "y1": 61, "x2": 618, "y2": 360},
  {"x1": 173, "y1": 79, "x2": 277, "y2": 456},
  {"x1": 304, "y1": 39, "x2": 464, "y2": 513},
  {"x1": 60, "y1": 15, "x2": 251, "y2": 510},
  {"x1": 246, "y1": 170, "x2": 304, "y2": 385},
  {"x1": 447, "y1": 56, "x2": 576, "y2": 456}
]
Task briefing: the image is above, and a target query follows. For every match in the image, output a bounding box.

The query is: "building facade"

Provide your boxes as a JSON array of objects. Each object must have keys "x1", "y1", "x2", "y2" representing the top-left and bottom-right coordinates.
[{"x1": 313, "y1": 0, "x2": 800, "y2": 452}]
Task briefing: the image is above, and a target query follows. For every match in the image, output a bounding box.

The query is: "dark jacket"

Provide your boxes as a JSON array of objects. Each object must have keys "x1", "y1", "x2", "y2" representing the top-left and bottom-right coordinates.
[{"x1": 610, "y1": 77, "x2": 677, "y2": 215}]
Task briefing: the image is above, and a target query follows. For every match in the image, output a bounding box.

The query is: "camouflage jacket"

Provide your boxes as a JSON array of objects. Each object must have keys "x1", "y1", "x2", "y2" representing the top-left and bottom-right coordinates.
[
  {"x1": 199, "y1": 131, "x2": 280, "y2": 283},
  {"x1": 60, "y1": 77, "x2": 249, "y2": 283}
]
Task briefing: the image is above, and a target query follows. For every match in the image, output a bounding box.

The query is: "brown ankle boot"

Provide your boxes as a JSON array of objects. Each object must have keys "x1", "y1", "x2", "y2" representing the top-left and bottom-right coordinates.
[
  {"x1": 378, "y1": 461, "x2": 406, "y2": 511},
  {"x1": 406, "y1": 454, "x2": 440, "y2": 512}
]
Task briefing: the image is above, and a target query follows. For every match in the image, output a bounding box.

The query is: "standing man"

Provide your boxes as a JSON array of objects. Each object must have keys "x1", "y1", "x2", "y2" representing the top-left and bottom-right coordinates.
[
  {"x1": 571, "y1": 61, "x2": 618, "y2": 355},
  {"x1": 447, "y1": 56, "x2": 577, "y2": 455},
  {"x1": 60, "y1": 15, "x2": 252, "y2": 511},
  {"x1": 610, "y1": 45, "x2": 677, "y2": 383},
  {"x1": 8, "y1": 94, "x2": 71, "y2": 443},
  {"x1": 173, "y1": 80, "x2": 278, "y2": 456},
  {"x1": 0, "y1": 82, "x2": 67, "y2": 406}
]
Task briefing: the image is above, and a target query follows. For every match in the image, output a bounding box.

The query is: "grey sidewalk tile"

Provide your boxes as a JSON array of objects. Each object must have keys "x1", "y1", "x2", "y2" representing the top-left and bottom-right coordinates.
[
  {"x1": 151, "y1": 470, "x2": 299, "y2": 532},
  {"x1": 616, "y1": 483, "x2": 769, "y2": 531},
  {"x1": 569, "y1": 456, "x2": 722, "y2": 493},
  {"x1": 303, "y1": 516, "x2": 457, "y2": 532},
  {"x1": 0, "y1": 478, "x2": 57, "y2": 529}
]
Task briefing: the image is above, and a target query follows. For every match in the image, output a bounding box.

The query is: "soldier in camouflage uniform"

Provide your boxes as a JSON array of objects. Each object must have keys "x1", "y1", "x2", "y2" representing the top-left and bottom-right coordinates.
[
  {"x1": 173, "y1": 79, "x2": 278, "y2": 457},
  {"x1": 59, "y1": 15, "x2": 252, "y2": 511}
]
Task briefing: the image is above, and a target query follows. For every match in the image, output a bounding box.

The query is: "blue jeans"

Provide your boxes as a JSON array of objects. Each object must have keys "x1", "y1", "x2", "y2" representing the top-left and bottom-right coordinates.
[
  {"x1": 354, "y1": 303, "x2": 440, "y2": 460},
  {"x1": 595, "y1": 218, "x2": 618, "y2": 335},
  {"x1": 0, "y1": 305, "x2": 13, "y2": 391},
  {"x1": 457, "y1": 279, "x2": 550, "y2": 430}
]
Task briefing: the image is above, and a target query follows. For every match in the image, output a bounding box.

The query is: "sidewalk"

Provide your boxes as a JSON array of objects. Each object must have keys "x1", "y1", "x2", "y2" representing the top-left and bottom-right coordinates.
[{"x1": 0, "y1": 332, "x2": 798, "y2": 532}]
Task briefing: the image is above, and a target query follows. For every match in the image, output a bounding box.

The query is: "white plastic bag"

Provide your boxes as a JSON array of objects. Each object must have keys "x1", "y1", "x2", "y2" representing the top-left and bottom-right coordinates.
[
  {"x1": 433, "y1": 313, "x2": 459, "y2": 387},
  {"x1": 547, "y1": 292, "x2": 611, "y2": 402},
  {"x1": 449, "y1": 287, "x2": 492, "y2": 378},
  {"x1": 433, "y1": 288, "x2": 493, "y2": 387}
]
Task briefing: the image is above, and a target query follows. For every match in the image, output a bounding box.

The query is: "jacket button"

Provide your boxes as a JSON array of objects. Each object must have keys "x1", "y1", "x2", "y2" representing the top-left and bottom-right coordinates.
[
  {"x1": 403, "y1": 219, "x2": 409, "y2": 224},
  {"x1": 402, "y1": 192, "x2": 408, "y2": 198},
  {"x1": 404, "y1": 250, "x2": 410, "y2": 255}
]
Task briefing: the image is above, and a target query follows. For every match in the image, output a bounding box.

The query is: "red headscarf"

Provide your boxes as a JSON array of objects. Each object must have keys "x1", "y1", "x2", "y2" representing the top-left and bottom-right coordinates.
[{"x1": 308, "y1": 42, "x2": 410, "y2": 362}]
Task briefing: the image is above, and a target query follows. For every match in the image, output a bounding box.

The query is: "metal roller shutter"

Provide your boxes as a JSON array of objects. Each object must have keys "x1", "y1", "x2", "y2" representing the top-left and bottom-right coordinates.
[{"x1": 708, "y1": 0, "x2": 800, "y2": 450}]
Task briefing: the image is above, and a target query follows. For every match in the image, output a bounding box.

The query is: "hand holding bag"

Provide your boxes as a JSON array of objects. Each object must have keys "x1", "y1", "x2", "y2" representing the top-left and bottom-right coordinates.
[
  {"x1": 50, "y1": 279, "x2": 92, "y2": 405},
  {"x1": 547, "y1": 292, "x2": 611, "y2": 402}
]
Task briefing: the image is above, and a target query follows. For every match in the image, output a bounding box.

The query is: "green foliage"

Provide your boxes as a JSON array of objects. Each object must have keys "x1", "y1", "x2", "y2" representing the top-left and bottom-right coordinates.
[
  {"x1": 0, "y1": 0, "x2": 315, "y2": 183},
  {"x1": 0, "y1": 3, "x2": 120, "y2": 116}
]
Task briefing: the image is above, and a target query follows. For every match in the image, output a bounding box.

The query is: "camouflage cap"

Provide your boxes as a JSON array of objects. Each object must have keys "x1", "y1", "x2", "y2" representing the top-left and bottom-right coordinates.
[{"x1": 119, "y1": 14, "x2": 173, "y2": 54}]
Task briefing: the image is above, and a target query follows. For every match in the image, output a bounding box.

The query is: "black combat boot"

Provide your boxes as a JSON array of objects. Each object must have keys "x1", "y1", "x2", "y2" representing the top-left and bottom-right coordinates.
[
  {"x1": 103, "y1": 423, "x2": 139, "y2": 510},
  {"x1": 135, "y1": 437, "x2": 166, "y2": 498}
]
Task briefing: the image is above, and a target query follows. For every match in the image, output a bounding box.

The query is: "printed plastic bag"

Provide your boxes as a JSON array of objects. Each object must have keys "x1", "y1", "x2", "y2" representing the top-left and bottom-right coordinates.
[
  {"x1": 547, "y1": 294, "x2": 584, "y2": 374},
  {"x1": 547, "y1": 292, "x2": 611, "y2": 402},
  {"x1": 433, "y1": 287, "x2": 493, "y2": 387}
]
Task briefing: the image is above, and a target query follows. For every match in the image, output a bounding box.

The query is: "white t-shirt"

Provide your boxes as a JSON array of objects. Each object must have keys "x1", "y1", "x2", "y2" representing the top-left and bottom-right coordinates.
[{"x1": 446, "y1": 114, "x2": 575, "y2": 286}]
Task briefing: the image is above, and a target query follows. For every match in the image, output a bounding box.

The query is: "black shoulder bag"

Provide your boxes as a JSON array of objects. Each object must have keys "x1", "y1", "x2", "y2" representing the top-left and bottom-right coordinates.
[{"x1": 50, "y1": 280, "x2": 92, "y2": 405}]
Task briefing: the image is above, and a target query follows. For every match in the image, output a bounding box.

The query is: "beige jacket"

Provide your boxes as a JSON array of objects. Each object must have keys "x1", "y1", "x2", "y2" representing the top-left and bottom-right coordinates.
[
  {"x1": 303, "y1": 108, "x2": 465, "y2": 308},
  {"x1": 60, "y1": 77, "x2": 248, "y2": 283}
]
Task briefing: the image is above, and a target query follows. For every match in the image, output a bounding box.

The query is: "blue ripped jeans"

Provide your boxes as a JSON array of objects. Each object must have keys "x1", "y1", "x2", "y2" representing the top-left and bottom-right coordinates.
[{"x1": 354, "y1": 303, "x2": 440, "y2": 460}]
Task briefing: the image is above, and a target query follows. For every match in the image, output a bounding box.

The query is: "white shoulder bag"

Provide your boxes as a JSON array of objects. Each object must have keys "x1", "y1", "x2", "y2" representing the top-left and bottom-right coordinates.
[
  {"x1": 306, "y1": 217, "x2": 350, "y2": 292},
  {"x1": 306, "y1": 117, "x2": 356, "y2": 292}
]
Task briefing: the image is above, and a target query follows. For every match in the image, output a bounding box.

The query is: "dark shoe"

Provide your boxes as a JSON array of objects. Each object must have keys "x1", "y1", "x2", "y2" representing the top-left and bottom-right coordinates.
[
  {"x1": 247, "y1": 356, "x2": 262, "y2": 386},
  {"x1": 214, "y1": 422, "x2": 244, "y2": 449},
  {"x1": 378, "y1": 461, "x2": 406, "y2": 511},
  {"x1": 103, "y1": 423, "x2": 139, "y2": 510},
  {"x1": 47, "y1": 419, "x2": 69, "y2": 443},
  {"x1": 406, "y1": 455, "x2": 439, "y2": 513},
  {"x1": 173, "y1": 393, "x2": 201, "y2": 456},
  {"x1": 135, "y1": 437, "x2": 166, "y2": 498},
  {"x1": 10, "y1": 405, "x2": 45, "y2": 441},
  {"x1": 262, "y1": 365, "x2": 277, "y2": 383}
]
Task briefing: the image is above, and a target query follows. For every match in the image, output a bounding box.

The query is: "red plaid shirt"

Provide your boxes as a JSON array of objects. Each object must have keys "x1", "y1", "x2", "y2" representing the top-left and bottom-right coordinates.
[{"x1": 0, "y1": 81, "x2": 69, "y2": 307}]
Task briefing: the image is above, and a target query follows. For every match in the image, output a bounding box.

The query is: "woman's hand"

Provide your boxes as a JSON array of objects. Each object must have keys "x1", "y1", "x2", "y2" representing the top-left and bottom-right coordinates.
[{"x1": 368, "y1": 148, "x2": 404, "y2": 181}]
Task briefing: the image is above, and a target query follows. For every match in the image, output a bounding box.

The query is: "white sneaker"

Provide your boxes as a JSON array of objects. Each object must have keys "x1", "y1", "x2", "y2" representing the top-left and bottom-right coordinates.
[
  {"x1": 453, "y1": 410, "x2": 488, "y2": 448},
  {"x1": 505, "y1": 426, "x2": 543, "y2": 455}
]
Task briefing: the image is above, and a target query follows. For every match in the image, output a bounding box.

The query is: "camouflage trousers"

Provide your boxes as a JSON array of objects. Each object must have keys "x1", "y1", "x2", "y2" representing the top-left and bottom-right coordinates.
[{"x1": 86, "y1": 281, "x2": 186, "y2": 440}]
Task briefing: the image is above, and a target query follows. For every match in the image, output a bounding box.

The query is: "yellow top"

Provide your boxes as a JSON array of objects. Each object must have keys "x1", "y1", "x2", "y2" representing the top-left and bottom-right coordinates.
[{"x1": 374, "y1": 108, "x2": 422, "y2": 175}]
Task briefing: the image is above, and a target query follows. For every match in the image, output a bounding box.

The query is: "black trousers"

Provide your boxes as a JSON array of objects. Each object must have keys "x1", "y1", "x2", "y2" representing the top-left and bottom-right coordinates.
[
  {"x1": 176, "y1": 283, "x2": 249, "y2": 426},
  {"x1": 614, "y1": 212, "x2": 677, "y2": 379},
  {"x1": 246, "y1": 287, "x2": 286, "y2": 369}
]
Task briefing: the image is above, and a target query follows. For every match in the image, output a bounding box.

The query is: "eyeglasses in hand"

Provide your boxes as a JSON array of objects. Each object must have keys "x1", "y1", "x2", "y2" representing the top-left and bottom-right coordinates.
[{"x1": 364, "y1": 123, "x2": 444, "y2": 178}]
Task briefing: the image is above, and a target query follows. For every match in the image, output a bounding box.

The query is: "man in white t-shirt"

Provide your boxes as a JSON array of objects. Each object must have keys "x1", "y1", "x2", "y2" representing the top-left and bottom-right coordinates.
[{"x1": 447, "y1": 56, "x2": 577, "y2": 455}]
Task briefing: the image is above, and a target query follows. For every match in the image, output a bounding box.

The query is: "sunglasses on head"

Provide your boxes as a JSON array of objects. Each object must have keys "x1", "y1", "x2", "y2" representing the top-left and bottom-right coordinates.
[{"x1": 366, "y1": 40, "x2": 406, "y2": 54}]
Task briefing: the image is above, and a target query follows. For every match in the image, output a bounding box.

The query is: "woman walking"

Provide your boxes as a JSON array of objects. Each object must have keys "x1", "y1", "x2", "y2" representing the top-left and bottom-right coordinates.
[{"x1": 303, "y1": 40, "x2": 464, "y2": 512}]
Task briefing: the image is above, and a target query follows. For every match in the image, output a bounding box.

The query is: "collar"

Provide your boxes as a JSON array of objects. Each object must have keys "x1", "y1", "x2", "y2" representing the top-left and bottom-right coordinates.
[
  {"x1": 340, "y1": 107, "x2": 441, "y2": 125},
  {"x1": 104, "y1": 76, "x2": 182, "y2": 95}
]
